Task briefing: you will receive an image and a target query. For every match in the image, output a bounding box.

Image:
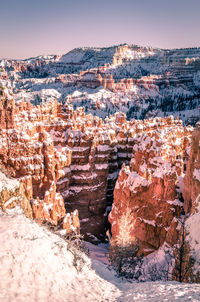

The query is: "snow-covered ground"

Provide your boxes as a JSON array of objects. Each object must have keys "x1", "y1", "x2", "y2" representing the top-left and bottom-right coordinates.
[
  {"x1": 1, "y1": 208, "x2": 200, "y2": 302},
  {"x1": 0, "y1": 208, "x2": 119, "y2": 302}
]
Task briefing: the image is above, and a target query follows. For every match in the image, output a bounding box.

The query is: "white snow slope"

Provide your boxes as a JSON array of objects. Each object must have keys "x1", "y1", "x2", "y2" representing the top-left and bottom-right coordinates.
[
  {"x1": 1, "y1": 209, "x2": 200, "y2": 302},
  {"x1": 0, "y1": 209, "x2": 119, "y2": 302}
]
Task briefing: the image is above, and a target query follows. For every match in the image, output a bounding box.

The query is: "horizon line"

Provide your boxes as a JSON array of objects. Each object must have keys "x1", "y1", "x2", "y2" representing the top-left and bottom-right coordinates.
[{"x1": 1, "y1": 43, "x2": 200, "y2": 61}]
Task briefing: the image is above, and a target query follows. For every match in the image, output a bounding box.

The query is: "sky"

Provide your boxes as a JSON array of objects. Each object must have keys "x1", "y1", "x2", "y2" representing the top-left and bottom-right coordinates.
[{"x1": 0, "y1": 0, "x2": 200, "y2": 59}]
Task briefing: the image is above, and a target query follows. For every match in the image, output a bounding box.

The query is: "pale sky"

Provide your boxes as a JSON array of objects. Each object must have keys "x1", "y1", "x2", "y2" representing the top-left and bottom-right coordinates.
[{"x1": 0, "y1": 0, "x2": 200, "y2": 59}]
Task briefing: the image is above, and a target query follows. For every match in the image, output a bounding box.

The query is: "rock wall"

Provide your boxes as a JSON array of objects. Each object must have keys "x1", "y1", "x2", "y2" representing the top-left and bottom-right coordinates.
[
  {"x1": 0, "y1": 93, "x2": 134, "y2": 241},
  {"x1": 183, "y1": 122, "x2": 200, "y2": 213},
  {"x1": 0, "y1": 90, "x2": 196, "y2": 246},
  {"x1": 0, "y1": 95, "x2": 79, "y2": 235},
  {"x1": 182, "y1": 122, "x2": 200, "y2": 282},
  {"x1": 109, "y1": 117, "x2": 193, "y2": 255}
]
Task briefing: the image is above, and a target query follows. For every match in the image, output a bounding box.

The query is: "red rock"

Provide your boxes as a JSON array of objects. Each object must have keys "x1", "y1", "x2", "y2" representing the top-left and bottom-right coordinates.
[
  {"x1": 0, "y1": 93, "x2": 195, "y2": 246},
  {"x1": 109, "y1": 118, "x2": 192, "y2": 255},
  {"x1": 183, "y1": 122, "x2": 200, "y2": 213}
]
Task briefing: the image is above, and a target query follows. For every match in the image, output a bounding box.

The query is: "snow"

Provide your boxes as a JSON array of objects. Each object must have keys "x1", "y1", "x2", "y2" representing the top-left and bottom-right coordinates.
[
  {"x1": 185, "y1": 195, "x2": 200, "y2": 272},
  {"x1": 176, "y1": 175, "x2": 184, "y2": 193},
  {"x1": 70, "y1": 182, "x2": 104, "y2": 194},
  {"x1": 193, "y1": 168, "x2": 200, "y2": 182},
  {"x1": 72, "y1": 172, "x2": 97, "y2": 181},
  {"x1": 63, "y1": 212, "x2": 71, "y2": 223},
  {"x1": 10, "y1": 154, "x2": 43, "y2": 162},
  {"x1": 167, "y1": 199, "x2": 183, "y2": 207},
  {"x1": 71, "y1": 146, "x2": 90, "y2": 152},
  {"x1": 60, "y1": 50, "x2": 85, "y2": 64},
  {"x1": 0, "y1": 171, "x2": 19, "y2": 192},
  {"x1": 3, "y1": 196, "x2": 18, "y2": 208},
  {"x1": 86, "y1": 241, "x2": 200, "y2": 302},
  {"x1": 96, "y1": 145, "x2": 111, "y2": 152},
  {"x1": 1, "y1": 209, "x2": 200, "y2": 302},
  {"x1": 23, "y1": 163, "x2": 44, "y2": 172},
  {"x1": 115, "y1": 281, "x2": 200, "y2": 301},
  {"x1": 56, "y1": 177, "x2": 69, "y2": 185},
  {"x1": 70, "y1": 164, "x2": 91, "y2": 171},
  {"x1": 124, "y1": 170, "x2": 149, "y2": 193},
  {"x1": 152, "y1": 164, "x2": 173, "y2": 179},
  {"x1": 95, "y1": 163, "x2": 108, "y2": 170},
  {"x1": 0, "y1": 209, "x2": 119, "y2": 302},
  {"x1": 85, "y1": 242, "x2": 110, "y2": 265},
  {"x1": 39, "y1": 88, "x2": 61, "y2": 100},
  {"x1": 107, "y1": 171, "x2": 119, "y2": 180},
  {"x1": 142, "y1": 219, "x2": 156, "y2": 227}
]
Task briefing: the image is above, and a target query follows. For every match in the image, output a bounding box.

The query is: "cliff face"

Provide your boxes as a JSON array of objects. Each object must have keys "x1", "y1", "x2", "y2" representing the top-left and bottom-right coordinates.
[
  {"x1": 0, "y1": 96, "x2": 79, "y2": 236},
  {"x1": 108, "y1": 119, "x2": 200, "y2": 282},
  {"x1": 109, "y1": 117, "x2": 192, "y2": 255},
  {"x1": 2, "y1": 88, "x2": 194, "y2": 244},
  {"x1": 0, "y1": 92, "x2": 134, "y2": 241},
  {"x1": 183, "y1": 122, "x2": 200, "y2": 213},
  {"x1": 181, "y1": 123, "x2": 200, "y2": 282}
]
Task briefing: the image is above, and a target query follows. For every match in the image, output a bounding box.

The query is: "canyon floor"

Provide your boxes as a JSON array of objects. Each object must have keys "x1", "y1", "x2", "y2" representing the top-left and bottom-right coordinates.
[{"x1": 1, "y1": 209, "x2": 200, "y2": 302}]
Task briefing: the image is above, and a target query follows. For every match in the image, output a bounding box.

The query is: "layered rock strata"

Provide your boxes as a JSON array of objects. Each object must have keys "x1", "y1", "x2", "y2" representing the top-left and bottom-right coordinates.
[
  {"x1": 0, "y1": 94, "x2": 79, "y2": 235},
  {"x1": 2, "y1": 44, "x2": 200, "y2": 125},
  {"x1": 0, "y1": 93, "x2": 133, "y2": 240},
  {"x1": 0, "y1": 89, "x2": 195, "y2": 245}
]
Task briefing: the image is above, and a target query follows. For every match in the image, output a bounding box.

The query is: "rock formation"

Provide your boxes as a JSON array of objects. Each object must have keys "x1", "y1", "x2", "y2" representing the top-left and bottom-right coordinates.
[
  {"x1": 0, "y1": 169, "x2": 33, "y2": 218},
  {"x1": 1, "y1": 85, "x2": 200, "y2": 283},
  {"x1": 180, "y1": 122, "x2": 200, "y2": 282},
  {"x1": 1, "y1": 44, "x2": 200, "y2": 282},
  {"x1": 183, "y1": 122, "x2": 200, "y2": 213},
  {"x1": 109, "y1": 117, "x2": 193, "y2": 255},
  {"x1": 0, "y1": 94, "x2": 79, "y2": 236},
  {"x1": 2, "y1": 86, "x2": 194, "y2": 244}
]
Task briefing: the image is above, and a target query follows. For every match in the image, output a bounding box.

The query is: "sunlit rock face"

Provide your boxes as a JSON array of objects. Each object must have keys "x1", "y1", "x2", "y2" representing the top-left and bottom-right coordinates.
[
  {"x1": 0, "y1": 93, "x2": 78, "y2": 236},
  {"x1": 109, "y1": 117, "x2": 193, "y2": 255},
  {"x1": 183, "y1": 122, "x2": 200, "y2": 214},
  {"x1": 181, "y1": 123, "x2": 200, "y2": 283}
]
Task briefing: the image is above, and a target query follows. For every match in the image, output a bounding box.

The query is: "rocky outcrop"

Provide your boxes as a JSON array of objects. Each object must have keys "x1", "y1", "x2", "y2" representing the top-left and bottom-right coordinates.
[
  {"x1": 183, "y1": 122, "x2": 200, "y2": 213},
  {"x1": 0, "y1": 89, "x2": 15, "y2": 129},
  {"x1": 180, "y1": 122, "x2": 200, "y2": 282},
  {"x1": 109, "y1": 117, "x2": 193, "y2": 255},
  {"x1": 0, "y1": 95, "x2": 79, "y2": 235}
]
